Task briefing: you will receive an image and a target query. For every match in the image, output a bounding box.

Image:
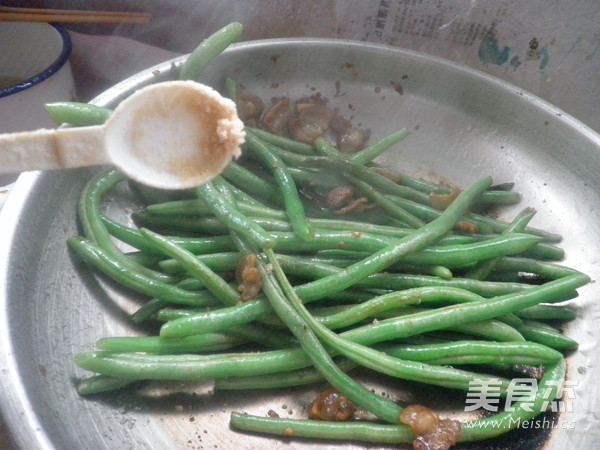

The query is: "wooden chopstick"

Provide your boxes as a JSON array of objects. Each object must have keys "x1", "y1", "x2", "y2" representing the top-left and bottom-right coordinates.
[{"x1": 0, "y1": 7, "x2": 151, "y2": 25}]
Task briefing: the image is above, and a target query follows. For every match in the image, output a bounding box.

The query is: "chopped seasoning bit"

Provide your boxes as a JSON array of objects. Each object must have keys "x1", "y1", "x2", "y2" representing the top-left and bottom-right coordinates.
[
  {"x1": 236, "y1": 85, "x2": 265, "y2": 128},
  {"x1": 308, "y1": 387, "x2": 356, "y2": 421},
  {"x1": 335, "y1": 197, "x2": 374, "y2": 215},
  {"x1": 400, "y1": 404, "x2": 461, "y2": 450},
  {"x1": 372, "y1": 167, "x2": 401, "y2": 183},
  {"x1": 283, "y1": 427, "x2": 295, "y2": 436},
  {"x1": 236, "y1": 254, "x2": 263, "y2": 301},
  {"x1": 352, "y1": 231, "x2": 362, "y2": 238},
  {"x1": 261, "y1": 97, "x2": 292, "y2": 135},
  {"x1": 288, "y1": 102, "x2": 335, "y2": 144},
  {"x1": 267, "y1": 409, "x2": 280, "y2": 418},
  {"x1": 391, "y1": 82, "x2": 404, "y2": 95},
  {"x1": 454, "y1": 220, "x2": 479, "y2": 234},
  {"x1": 429, "y1": 189, "x2": 460, "y2": 210}
]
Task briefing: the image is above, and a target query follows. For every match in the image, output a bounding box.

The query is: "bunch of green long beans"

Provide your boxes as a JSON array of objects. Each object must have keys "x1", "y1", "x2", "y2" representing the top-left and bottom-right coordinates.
[{"x1": 50, "y1": 22, "x2": 590, "y2": 448}]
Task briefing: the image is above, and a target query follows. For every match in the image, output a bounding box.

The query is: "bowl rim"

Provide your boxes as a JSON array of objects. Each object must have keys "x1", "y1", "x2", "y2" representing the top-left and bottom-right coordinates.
[{"x1": 0, "y1": 22, "x2": 72, "y2": 99}]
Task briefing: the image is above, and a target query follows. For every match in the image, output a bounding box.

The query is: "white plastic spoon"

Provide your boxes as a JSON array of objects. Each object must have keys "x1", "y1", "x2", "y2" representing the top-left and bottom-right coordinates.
[{"x1": 0, "y1": 80, "x2": 245, "y2": 189}]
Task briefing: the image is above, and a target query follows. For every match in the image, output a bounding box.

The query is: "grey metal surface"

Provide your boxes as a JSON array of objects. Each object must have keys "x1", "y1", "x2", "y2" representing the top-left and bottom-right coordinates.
[{"x1": 1, "y1": 39, "x2": 599, "y2": 449}]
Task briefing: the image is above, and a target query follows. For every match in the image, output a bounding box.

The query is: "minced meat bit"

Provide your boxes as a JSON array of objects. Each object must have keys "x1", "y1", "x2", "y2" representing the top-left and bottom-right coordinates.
[
  {"x1": 288, "y1": 102, "x2": 335, "y2": 144},
  {"x1": 429, "y1": 189, "x2": 460, "y2": 211},
  {"x1": 330, "y1": 113, "x2": 371, "y2": 153},
  {"x1": 236, "y1": 86, "x2": 265, "y2": 127},
  {"x1": 454, "y1": 220, "x2": 478, "y2": 234},
  {"x1": 372, "y1": 167, "x2": 401, "y2": 183},
  {"x1": 327, "y1": 185, "x2": 357, "y2": 209},
  {"x1": 235, "y1": 253, "x2": 263, "y2": 301},
  {"x1": 261, "y1": 97, "x2": 292, "y2": 135},
  {"x1": 336, "y1": 127, "x2": 370, "y2": 153},
  {"x1": 326, "y1": 185, "x2": 375, "y2": 215},
  {"x1": 308, "y1": 387, "x2": 356, "y2": 421},
  {"x1": 400, "y1": 404, "x2": 461, "y2": 450}
]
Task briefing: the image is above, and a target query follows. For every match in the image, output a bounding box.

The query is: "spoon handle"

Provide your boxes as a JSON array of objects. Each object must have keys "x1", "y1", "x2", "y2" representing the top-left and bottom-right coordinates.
[{"x1": 0, "y1": 126, "x2": 108, "y2": 174}]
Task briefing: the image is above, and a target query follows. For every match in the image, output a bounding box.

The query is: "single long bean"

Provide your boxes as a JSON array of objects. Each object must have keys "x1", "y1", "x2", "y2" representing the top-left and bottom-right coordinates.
[
  {"x1": 494, "y1": 256, "x2": 578, "y2": 279},
  {"x1": 222, "y1": 161, "x2": 282, "y2": 205},
  {"x1": 230, "y1": 412, "x2": 414, "y2": 444},
  {"x1": 349, "y1": 128, "x2": 411, "y2": 165},
  {"x1": 76, "y1": 375, "x2": 138, "y2": 396},
  {"x1": 314, "y1": 286, "x2": 498, "y2": 330},
  {"x1": 215, "y1": 358, "x2": 358, "y2": 390},
  {"x1": 465, "y1": 207, "x2": 536, "y2": 279},
  {"x1": 195, "y1": 181, "x2": 276, "y2": 249},
  {"x1": 45, "y1": 101, "x2": 112, "y2": 126},
  {"x1": 515, "y1": 304, "x2": 576, "y2": 321},
  {"x1": 378, "y1": 340, "x2": 562, "y2": 366},
  {"x1": 138, "y1": 228, "x2": 241, "y2": 306},
  {"x1": 179, "y1": 22, "x2": 243, "y2": 81},
  {"x1": 245, "y1": 133, "x2": 315, "y2": 241},
  {"x1": 97, "y1": 333, "x2": 245, "y2": 353},
  {"x1": 514, "y1": 320, "x2": 578, "y2": 350},
  {"x1": 159, "y1": 299, "x2": 267, "y2": 338}
]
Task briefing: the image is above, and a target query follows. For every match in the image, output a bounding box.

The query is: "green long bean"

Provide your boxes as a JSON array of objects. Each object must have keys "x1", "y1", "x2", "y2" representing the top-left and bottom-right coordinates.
[
  {"x1": 245, "y1": 132, "x2": 315, "y2": 241},
  {"x1": 45, "y1": 102, "x2": 112, "y2": 126},
  {"x1": 379, "y1": 340, "x2": 563, "y2": 366},
  {"x1": 179, "y1": 22, "x2": 243, "y2": 81},
  {"x1": 195, "y1": 181, "x2": 276, "y2": 249},
  {"x1": 138, "y1": 228, "x2": 241, "y2": 306},
  {"x1": 215, "y1": 358, "x2": 358, "y2": 390}
]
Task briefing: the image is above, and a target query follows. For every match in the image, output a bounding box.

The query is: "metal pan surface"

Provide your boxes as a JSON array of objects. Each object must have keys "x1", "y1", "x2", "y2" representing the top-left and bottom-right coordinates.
[{"x1": 1, "y1": 38, "x2": 599, "y2": 449}]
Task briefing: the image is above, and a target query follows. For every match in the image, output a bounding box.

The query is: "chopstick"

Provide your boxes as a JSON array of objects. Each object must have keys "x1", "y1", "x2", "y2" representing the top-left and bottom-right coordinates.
[{"x1": 0, "y1": 7, "x2": 151, "y2": 25}]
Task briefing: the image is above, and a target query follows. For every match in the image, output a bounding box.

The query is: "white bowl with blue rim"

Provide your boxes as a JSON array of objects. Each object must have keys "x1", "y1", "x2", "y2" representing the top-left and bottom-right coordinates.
[{"x1": 0, "y1": 21, "x2": 75, "y2": 188}]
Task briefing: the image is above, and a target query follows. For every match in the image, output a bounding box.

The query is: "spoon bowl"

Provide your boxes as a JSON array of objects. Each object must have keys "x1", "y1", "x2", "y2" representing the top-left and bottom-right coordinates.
[{"x1": 0, "y1": 80, "x2": 245, "y2": 189}]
